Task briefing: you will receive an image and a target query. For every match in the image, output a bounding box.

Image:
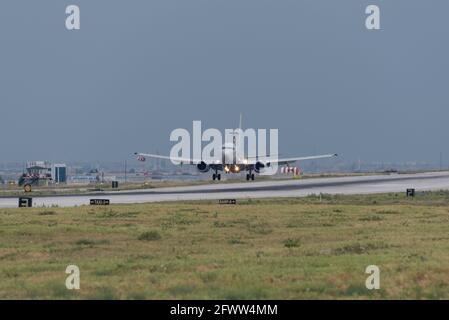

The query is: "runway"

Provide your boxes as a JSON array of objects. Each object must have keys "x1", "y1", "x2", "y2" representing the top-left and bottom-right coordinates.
[{"x1": 1, "y1": 171, "x2": 449, "y2": 208}]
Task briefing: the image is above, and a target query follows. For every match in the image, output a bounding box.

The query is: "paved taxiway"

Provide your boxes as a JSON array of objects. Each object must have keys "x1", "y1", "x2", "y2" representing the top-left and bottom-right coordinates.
[{"x1": 1, "y1": 171, "x2": 449, "y2": 208}]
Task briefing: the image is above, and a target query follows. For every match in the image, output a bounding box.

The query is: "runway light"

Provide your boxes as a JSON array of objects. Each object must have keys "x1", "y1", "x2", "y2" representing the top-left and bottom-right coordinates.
[
  {"x1": 225, "y1": 166, "x2": 230, "y2": 172},
  {"x1": 234, "y1": 165, "x2": 240, "y2": 172}
]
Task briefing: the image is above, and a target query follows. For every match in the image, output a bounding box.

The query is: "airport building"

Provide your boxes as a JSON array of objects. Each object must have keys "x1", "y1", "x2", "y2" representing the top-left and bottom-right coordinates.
[
  {"x1": 19, "y1": 161, "x2": 53, "y2": 186},
  {"x1": 26, "y1": 161, "x2": 52, "y2": 177},
  {"x1": 52, "y1": 164, "x2": 67, "y2": 183},
  {"x1": 18, "y1": 161, "x2": 68, "y2": 186}
]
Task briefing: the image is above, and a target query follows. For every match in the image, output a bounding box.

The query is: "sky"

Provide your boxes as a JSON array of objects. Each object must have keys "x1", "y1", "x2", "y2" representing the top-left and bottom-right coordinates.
[{"x1": 0, "y1": 1, "x2": 448, "y2": 163}]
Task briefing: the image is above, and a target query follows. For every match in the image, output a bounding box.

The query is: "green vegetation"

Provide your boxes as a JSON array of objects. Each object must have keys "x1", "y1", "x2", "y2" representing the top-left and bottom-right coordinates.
[
  {"x1": 138, "y1": 231, "x2": 162, "y2": 241},
  {"x1": 1, "y1": 191, "x2": 449, "y2": 299}
]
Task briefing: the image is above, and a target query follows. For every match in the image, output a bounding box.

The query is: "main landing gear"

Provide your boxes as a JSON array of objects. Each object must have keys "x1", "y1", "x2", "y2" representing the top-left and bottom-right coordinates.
[
  {"x1": 212, "y1": 170, "x2": 221, "y2": 181},
  {"x1": 246, "y1": 172, "x2": 255, "y2": 181}
]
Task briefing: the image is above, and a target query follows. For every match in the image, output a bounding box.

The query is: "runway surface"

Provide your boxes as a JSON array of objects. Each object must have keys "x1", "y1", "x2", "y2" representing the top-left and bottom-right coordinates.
[{"x1": 1, "y1": 171, "x2": 449, "y2": 208}]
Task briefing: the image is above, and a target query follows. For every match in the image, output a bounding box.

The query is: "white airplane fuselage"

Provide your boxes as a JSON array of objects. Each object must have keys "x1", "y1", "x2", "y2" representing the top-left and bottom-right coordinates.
[
  {"x1": 222, "y1": 143, "x2": 246, "y2": 173},
  {"x1": 222, "y1": 143, "x2": 235, "y2": 164}
]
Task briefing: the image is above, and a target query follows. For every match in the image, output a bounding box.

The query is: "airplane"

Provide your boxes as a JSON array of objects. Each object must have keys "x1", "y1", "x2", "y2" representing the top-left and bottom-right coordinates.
[{"x1": 135, "y1": 115, "x2": 337, "y2": 181}]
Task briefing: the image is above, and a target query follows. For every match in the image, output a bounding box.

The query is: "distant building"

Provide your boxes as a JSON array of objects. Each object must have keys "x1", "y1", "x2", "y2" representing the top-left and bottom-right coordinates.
[
  {"x1": 26, "y1": 161, "x2": 52, "y2": 178},
  {"x1": 69, "y1": 175, "x2": 98, "y2": 184},
  {"x1": 52, "y1": 164, "x2": 67, "y2": 183},
  {"x1": 20, "y1": 161, "x2": 53, "y2": 186}
]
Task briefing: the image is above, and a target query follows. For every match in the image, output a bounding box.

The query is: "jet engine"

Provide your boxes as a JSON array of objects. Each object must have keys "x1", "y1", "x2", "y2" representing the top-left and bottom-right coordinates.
[
  {"x1": 196, "y1": 161, "x2": 210, "y2": 173},
  {"x1": 254, "y1": 161, "x2": 265, "y2": 173}
]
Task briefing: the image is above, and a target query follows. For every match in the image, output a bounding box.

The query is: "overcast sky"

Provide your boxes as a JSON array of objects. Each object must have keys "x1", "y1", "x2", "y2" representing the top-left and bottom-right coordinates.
[{"x1": 0, "y1": 1, "x2": 448, "y2": 163}]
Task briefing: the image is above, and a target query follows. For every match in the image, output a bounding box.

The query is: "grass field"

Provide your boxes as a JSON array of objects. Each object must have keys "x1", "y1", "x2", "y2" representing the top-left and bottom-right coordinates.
[{"x1": 1, "y1": 191, "x2": 449, "y2": 299}]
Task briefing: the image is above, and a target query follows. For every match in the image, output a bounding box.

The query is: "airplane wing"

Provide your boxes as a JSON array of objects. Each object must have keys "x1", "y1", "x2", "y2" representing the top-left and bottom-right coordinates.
[
  {"x1": 134, "y1": 152, "x2": 209, "y2": 165},
  {"x1": 251, "y1": 153, "x2": 338, "y2": 166}
]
